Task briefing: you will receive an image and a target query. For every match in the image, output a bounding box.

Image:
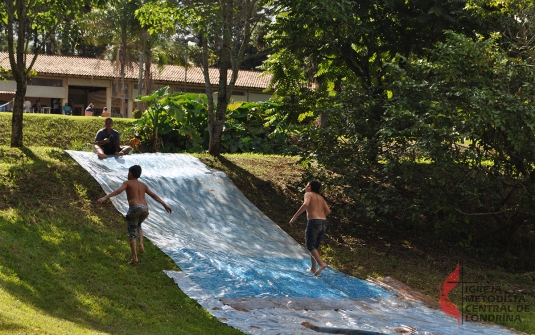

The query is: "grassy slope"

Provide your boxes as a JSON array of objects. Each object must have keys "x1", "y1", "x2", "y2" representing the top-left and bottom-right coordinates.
[
  {"x1": 0, "y1": 113, "x2": 533, "y2": 334},
  {"x1": 0, "y1": 114, "x2": 241, "y2": 334},
  {"x1": 0, "y1": 146, "x2": 242, "y2": 335}
]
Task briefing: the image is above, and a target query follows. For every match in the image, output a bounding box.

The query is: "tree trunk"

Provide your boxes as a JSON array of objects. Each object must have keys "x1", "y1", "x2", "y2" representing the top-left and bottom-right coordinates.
[
  {"x1": 8, "y1": 0, "x2": 29, "y2": 148},
  {"x1": 9, "y1": 47, "x2": 28, "y2": 147},
  {"x1": 208, "y1": 97, "x2": 228, "y2": 156},
  {"x1": 203, "y1": 0, "x2": 256, "y2": 155},
  {"x1": 142, "y1": 30, "x2": 153, "y2": 98},
  {"x1": 143, "y1": 54, "x2": 153, "y2": 97},
  {"x1": 207, "y1": 0, "x2": 233, "y2": 156},
  {"x1": 11, "y1": 84, "x2": 26, "y2": 147},
  {"x1": 6, "y1": 0, "x2": 71, "y2": 147}
]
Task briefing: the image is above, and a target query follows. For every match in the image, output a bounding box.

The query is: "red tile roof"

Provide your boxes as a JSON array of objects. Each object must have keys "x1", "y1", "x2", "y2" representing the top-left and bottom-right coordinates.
[{"x1": 0, "y1": 52, "x2": 272, "y2": 90}]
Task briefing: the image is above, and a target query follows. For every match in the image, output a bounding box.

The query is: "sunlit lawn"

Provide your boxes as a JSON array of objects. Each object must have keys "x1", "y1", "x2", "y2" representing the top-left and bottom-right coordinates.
[{"x1": 0, "y1": 146, "x2": 243, "y2": 334}]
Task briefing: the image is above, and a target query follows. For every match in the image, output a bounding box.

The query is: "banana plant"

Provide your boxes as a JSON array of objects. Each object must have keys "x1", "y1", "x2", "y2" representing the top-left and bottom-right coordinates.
[{"x1": 133, "y1": 86, "x2": 171, "y2": 151}]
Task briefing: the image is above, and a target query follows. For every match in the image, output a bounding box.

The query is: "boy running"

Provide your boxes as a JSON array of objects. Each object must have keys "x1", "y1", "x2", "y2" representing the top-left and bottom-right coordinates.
[
  {"x1": 97, "y1": 165, "x2": 172, "y2": 264},
  {"x1": 289, "y1": 180, "x2": 331, "y2": 276}
]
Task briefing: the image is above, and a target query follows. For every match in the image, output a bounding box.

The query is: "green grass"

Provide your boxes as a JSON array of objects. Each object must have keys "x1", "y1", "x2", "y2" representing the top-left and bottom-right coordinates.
[
  {"x1": 0, "y1": 113, "x2": 533, "y2": 334},
  {"x1": 0, "y1": 146, "x2": 242, "y2": 335},
  {"x1": 0, "y1": 113, "x2": 136, "y2": 150}
]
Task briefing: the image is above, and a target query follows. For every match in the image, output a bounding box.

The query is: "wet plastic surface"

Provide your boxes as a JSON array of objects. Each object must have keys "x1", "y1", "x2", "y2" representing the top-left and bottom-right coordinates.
[{"x1": 67, "y1": 151, "x2": 524, "y2": 335}]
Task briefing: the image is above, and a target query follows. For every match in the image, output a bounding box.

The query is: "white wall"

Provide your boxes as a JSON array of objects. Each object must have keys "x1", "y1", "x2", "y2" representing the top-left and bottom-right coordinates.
[{"x1": 248, "y1": 92, "x2": 272, "y2": 102}]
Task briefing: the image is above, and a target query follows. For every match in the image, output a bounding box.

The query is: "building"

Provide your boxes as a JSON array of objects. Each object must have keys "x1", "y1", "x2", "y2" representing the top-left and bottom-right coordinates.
[{"x1": 0, "y1": 52, "x2": 273, "y2": 117}]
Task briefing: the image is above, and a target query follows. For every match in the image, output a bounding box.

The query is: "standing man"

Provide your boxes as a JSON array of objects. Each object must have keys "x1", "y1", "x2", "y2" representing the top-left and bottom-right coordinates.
[
  {"x1": 289, "y1": 180, "x2": 331, "y2": 276},
  {"x1": 24, "y1": 99, "x2": 32, "y2": 113},
  {"x1": 94, "y1": 117, "x2": 132, "y2": 159}
]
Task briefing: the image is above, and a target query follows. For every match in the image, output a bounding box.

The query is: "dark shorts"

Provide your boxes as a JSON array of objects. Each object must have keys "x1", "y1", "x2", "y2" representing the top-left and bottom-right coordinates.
[
  {"x1": 102, "y1": 145, "x2": 115, "y2": 155},
  {"x1": 305, "y1": 219, "x2": 328, "y2": 251},
  {"x1": 126, "y1": 205, "x2": 149, "y2": 240},
  {"x1": 97, "y1": 145, "x2": 127, "y2": 155}
]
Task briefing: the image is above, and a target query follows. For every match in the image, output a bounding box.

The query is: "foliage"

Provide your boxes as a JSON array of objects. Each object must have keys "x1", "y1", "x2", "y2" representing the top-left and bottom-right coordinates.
[
  {"x1": 137, "y1": 0, "x2": 273, "y2": 155},
  {"x1": 292, "y1": 32, "x2": 535, "y2": 270},
  {"x1": 133, "y1": 87, "x2": 209, "y2": 153},
  {"x1": 131, "y1": 88, "x2": 291, "y2": 154},
  {"x1": 264, "y1": 0, "x2": 486, "y2": 98},
  {"x1": 0, "y1": 0, "x2": 87, "y2": 147},
  {"x1": 222, "y1": 100, "x2": 289, "y2": 154},
  {"x1": 132, "y1": 108, "x2": 142, "y2": 119}
]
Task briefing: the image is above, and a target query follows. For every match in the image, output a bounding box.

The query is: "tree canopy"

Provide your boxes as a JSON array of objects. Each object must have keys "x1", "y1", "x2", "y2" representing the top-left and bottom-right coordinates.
[
  {"x1": 0, "y1": 0, "x2": 87, "y2": 146},
  {"x1": 260, "y1": 0, "x2": 535, "y2": 269},
  {"x1": 136, "y1": 0, "x2": 271, "y2": 155}
]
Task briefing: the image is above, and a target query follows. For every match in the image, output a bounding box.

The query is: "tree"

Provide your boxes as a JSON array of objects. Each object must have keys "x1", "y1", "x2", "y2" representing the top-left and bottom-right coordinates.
[
  {"x1": 185, "y1": 0, "x2": 272, "y2": 155},
  {"x1": 80, "y1": 0, "x2": 144, "y2": 115},
  {"x1": 137, "y1": 0, "x2": 271, "y2": 155},
  {"x1": 499, "y1": 0, "x2": 535, "y2": 63},
  {"x1": 58, "y1": 6, "x2": 108, "y2": 57},
  {"x1": 266, "y1": 0, "x2": 480, "y2": 91},
  {"x1": 0, "y1": 0, "x2": 84, "y2": 147},
  {"x1": 380, "y1": 32, "x2": 535, "y2": 263},
  {"x1": 262, "y1": 0, "x2": 489, "y2": 161}
]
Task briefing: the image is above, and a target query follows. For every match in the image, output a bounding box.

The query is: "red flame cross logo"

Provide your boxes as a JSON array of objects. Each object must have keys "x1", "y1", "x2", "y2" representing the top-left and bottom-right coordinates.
[{"x1": 440, "y1": 262, "x2": 461, "y2": 325}]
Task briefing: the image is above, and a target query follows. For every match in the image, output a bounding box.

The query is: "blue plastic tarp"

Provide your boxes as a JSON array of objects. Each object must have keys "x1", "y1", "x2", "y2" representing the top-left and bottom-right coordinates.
[{"x1": 67, "y1": 151, "x2": 524, "y2": 335}]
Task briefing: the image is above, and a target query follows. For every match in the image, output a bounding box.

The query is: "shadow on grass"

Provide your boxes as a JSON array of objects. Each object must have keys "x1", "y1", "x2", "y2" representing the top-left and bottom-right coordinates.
[{"x1": 0, "y1": 322, "x2": 25, "y2": 332}]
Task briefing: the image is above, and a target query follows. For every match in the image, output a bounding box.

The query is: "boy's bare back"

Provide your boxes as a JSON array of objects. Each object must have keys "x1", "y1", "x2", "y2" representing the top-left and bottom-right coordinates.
[
  {"x1": 124, "y1": 179, "x2": 150, "y2": 206},
  {"x1": 304, "y1": 192, "x2": 330, "y2": 220},
  {"x1": 96, "y1": 165, "x2": 172, "y2": 214}
]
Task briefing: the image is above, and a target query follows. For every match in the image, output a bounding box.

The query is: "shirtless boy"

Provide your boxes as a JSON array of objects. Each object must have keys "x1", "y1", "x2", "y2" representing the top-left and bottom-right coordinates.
[
  {"x1": 97, "y1": 165, "x2": 172, "y2": 264},
  {"x1": 289, "y1": 180, "x2": 331, "y2": 276}
]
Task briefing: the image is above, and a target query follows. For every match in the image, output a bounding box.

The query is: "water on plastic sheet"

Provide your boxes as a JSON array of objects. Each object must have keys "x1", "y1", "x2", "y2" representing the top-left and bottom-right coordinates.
[{"x1": 67, "y1": 151, "x2": 524, "y2": 335}]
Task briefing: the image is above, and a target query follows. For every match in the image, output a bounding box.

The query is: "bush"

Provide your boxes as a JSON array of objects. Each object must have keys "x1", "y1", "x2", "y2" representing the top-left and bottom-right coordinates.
[
  {"x1": 0, "y1": 113, "x2": 136, "y2": 149},
  {"x1": 132, "y1": 87, "x2": 293, "y2": 154},
  {"x1": 132, "y1": 109, "x2": 143, "y2": 119},
  {"x1": 291, "y1": 32, "x2": 535, "y2": 270}
]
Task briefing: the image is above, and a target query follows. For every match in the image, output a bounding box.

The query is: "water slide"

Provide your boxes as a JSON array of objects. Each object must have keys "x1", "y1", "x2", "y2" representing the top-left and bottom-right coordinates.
[{"x1": 67, "y1": 151, "x2": 524, "y2": 335}]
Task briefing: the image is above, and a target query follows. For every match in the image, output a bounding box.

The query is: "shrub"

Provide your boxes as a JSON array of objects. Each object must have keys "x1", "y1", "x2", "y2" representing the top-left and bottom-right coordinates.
[
  {"x1": 292, "y1": 32, "x2": 535, "y2": 269},
  {"x1": 132, "y1": 109, "x2": 143, "y2": 119},
  {"x1": 132, "y1": 87, "x2": 293, "y2": 154}
]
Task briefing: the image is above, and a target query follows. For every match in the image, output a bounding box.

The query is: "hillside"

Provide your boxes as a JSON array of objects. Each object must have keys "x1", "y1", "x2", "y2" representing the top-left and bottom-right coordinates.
[{"x1": 0, "y1": 113, "x2": 533, "y2": 334}]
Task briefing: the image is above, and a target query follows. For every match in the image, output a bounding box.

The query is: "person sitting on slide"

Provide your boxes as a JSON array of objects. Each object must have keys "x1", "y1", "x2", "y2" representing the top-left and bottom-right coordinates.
[{"x1": 94, "y1": 117, "x2": 132, "y2": 159}]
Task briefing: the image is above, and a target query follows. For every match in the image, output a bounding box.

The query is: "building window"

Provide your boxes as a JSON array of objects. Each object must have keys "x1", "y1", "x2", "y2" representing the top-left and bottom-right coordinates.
[
  {"x1": 134, "y1": 84, "x2": 166, "y2": 92},
  {"x1": 174, "y1": 86, "x2": 206, "y2": 94},
  {"x1": 28, "y1": 78, "x2": 63, "y2": 87}
]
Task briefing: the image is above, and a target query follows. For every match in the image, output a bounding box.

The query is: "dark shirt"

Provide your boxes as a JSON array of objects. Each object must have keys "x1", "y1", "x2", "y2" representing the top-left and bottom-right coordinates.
[{"x1": 95, "y1": 128, "x2": 120, "y2": 154}]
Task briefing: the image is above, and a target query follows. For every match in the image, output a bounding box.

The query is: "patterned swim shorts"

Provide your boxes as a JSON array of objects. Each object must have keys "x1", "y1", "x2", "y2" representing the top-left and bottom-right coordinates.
[{"x1": 126, "y1": 205, "x2": 149, "y2": 240}]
